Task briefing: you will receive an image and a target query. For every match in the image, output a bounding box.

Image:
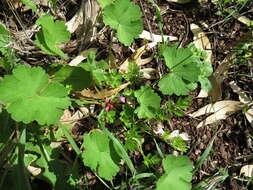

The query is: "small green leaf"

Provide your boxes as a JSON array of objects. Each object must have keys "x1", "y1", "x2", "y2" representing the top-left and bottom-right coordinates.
[
  {"x1": 158, "y1": 44, "x2": 201, "y2": 95},
  {"x1": 35, "y1": 14, "x2": 71, "y2": 58},
  {"x1": 20, "y1": 0, "x2": 37, "y2": 12},
  {"x1": 134, "y1": 86, "x2": 161, "y2": 119},
  {"x1": 0, "y1": 65, "x2": 71, "y2": 125},
  {"x1": 53, "y1": 65, "x2": 92, "y2": 91},
  {"x1": 80, "y1": 53, "x2": 108, "y2": 88},
  {"x1": 103, "y1": 0, "x2": 143, "y2": 46},
  {"x1": 0, "y1": 23, "x2": 11, "y2": 55},
  {"x1": 98, "y1": 0, "x2": 114, "y2": 8},
  {"x1": 82, "y1": 130, "x2": 120, "y2": 180},
  {"x1": 156, "y1": 155, "x2": 193, "y2": 190}
]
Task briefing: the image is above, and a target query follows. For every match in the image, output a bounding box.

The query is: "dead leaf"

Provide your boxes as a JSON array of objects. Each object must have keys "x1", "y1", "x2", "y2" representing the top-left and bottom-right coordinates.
[
  {"x1": 119, "y1": 42, "x2": 156, "y2": 73},
  {"x1": 190, "y1": 100, "x2": 244, "y2": 128},
  {"x1": 240, "y1": 165, "x2": 253, "y2": 177},
  {"x1": 77, "y1": 82, "x2": 129, "y2": 100},
  {"x1": 66, "y1": 5, "x2": 84, "y2": 33},
  {"x1": 140, "y1": 68, "x2": 158, "y2": 79},
  {"x1": 60, "y1": 110, "x2": 84, "y2": 124},
  {"x1": 229, "y1": 81, "x2": 253, "y2": 126},
  {"x1": 69, "y1": 48, "x2": 97, "y2": 66},
  {"x1": 166, "y1": 0, "x2": 191, "y2": 3},
  {"x1": 27, "y1": 165, "x2": 42, "y2": 176},
  {"x1": 139, "y1": 30, "x2": 178, "y2": 42},
  {"x1": 197, "y1": 53, "x2": 236, "y2": 99}
]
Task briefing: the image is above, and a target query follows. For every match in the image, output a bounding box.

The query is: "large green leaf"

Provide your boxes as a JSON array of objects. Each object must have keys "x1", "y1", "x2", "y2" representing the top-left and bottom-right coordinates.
[
  {"x1": 158, "y1": 44, "x2": 201, "y2": 95},
  {"x1": 134, "y1": 86, "x2": 161, "y2": 119},
  {"x1": 82, "y1": 130, "x2": 120, "y2": 180},
  {"x1": 156, "y1": 155, "x2": 193, "y2": 190},
  {"x1": 35, "y1": 14, "x2": 70, "y2": 58},
  {"x1": 0, "y1": 65, "x2": 71, "y2": 125},
  {"x1": 103, "y1": 0, "x2": 143, "y2": 46}
]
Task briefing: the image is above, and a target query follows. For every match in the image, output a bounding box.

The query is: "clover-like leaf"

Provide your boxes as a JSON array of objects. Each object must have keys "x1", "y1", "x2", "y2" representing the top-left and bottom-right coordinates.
[
  {"x1": 82, "y1": 130, "x2": 120, "y2": 180},
  {"x1": 0, "y1": 65, "x2": 71, "y2": 125},
  {"x1": 134, "y1": 86, "x2": 161, "y2": 119},
  {"x1": 158, "y1": 44, "x2": 201, "y2": 96},
  {"x1": 35, "y1": 14, "x2": 71, "y2": 58},
  {"x1": 103, "y1": 0, "x2": 143, "y2": 46},
  {"x1": 156, "y1": 155, "x2": 193, "y2": 190}
]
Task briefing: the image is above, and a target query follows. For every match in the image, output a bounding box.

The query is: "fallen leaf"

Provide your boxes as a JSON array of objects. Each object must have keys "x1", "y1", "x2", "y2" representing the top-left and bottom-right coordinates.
[
  {"x1": 197, "y1": 53, "x2": 236, "y2": 100},
  {"x1": 190, "y1": 100, "x2": 244, "y2": 128},
  {"x1": 77, "y1": 82, "x2": 129, "y2": 100},
  {"x1": 66, "y1": 5, "x2": 84, "y2": 33},
  {"x1": 60, "y1": 110, "x2": 84, "y2": 124},
  {"x1": 240, "y1": 165, "x2": 253, "y2": 177},
  {"x1": 229, "y1": 81, "x2": 253, "y2": 126},
  {"x1": 139, "y1": 30, "x2": 178, "y2": 42},
  {"x1": 69, "y1": 48, "x2": 97, "y2": 66},
  {"x1": 166, "y1": 0, "x2": 191, "y2": 3},
  {"x1": 27, "y1": 165, "x2": 42, "y2": 176},
  {"x1": 140, "y1": 68, "x2": 158, "y2": 79},
  {"x1": 119, "y1": 42, "x2": 156, "y2": 73}
]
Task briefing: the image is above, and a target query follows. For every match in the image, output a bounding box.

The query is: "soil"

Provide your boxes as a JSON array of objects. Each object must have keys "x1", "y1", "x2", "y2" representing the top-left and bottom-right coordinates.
[{"x1": 1, "y1": 0, "x2": 253, "y2": 189}]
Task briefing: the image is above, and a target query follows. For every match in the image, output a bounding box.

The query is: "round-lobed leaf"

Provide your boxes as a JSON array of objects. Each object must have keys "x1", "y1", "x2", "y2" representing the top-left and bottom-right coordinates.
[{"x1": 0, "y1": 65, "x2": 71, "y2": 125}]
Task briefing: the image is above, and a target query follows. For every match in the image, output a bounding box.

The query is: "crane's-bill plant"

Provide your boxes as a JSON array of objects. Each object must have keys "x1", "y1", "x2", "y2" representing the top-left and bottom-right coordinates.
[
  {"x1": 158, "y1": 43, "x2": 213, "y2": 95},
  {"x1": 0, "y1": 65, "x2": 71, "y2": 125},
  {"x1": 81, "y1": 130, "x2": 120, "y2": 181},
  {"x1": 0, "y1": 1, "x2": 217, "y2": 188},
  {"x1": 156, "y1": 155, "x2": 193, "y2": 190},
  {"x1": 100, "y1": 0, "x2": 143, "y2": 46},
  {"x1": 35, "y1": 14, "x2": 71, "y2": 58}
]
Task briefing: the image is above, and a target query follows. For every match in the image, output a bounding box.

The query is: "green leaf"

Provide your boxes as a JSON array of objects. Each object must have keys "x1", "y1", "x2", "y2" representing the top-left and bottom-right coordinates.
[
  {"x1": 156, "y1": 155, "x2": 193, "y2": 190},
  {"x1": 35, "y1": 14, "x2": 71, "y2": 58},
  {"x1": 103, "y1": 0, "x2": 143, "y2": 46},
  {"x1": 20, "y1": 0, "x2": 37, "y2": 12},
  {"x1": 98, "y1": 0, "x2": 114, "y2": 8},
  {"x1": 53, "y1": 65, "x2": 92, "y2": 91},
  {"x1": 25, "y1": 140, "x2": 67, "y2": 187},
  {"x1": 188, "y1": 43, "x2": 213, "y2": 92},
  {"x1": 134, "y1": 86, "x2": 161, "y2": 119},
  {"x1": 82, "y1": 130, "x2": 120, "y2": 180},
  {"x1": 80, "y1": 52, "x2": 108, "y2": 87},
  {"x1": 0, "y1": 65, "x2": 71, "y2": 125},
  {"x1": 158, "y1": 44, "x2": 201, "y2": 95},
  {"x1": 0, "y1": 23, "x2": 11, "y2": 55}
]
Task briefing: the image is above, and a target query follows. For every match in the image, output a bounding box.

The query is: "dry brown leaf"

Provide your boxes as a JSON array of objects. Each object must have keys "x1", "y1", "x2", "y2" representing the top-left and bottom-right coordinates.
[
  {"x1": 78, "y1": 82, "x2": 129, "y2": 100},
  {"x1": 66, "y1": 5, "x2": 84, "y2": 33},
  {"x1": 190, "y1": 100, "x2": 244, "y2": 128},
  {"x1": 197, "y1": 53, "x2": 236, "y2": 99},
  {"x1": 139, "y1": 30, "x2": 178, "y2": 42},
  {"x1": 140, "y1": 68, "x2": 158, "y2": 79},
  {"x1": 60, "y1": 110, "x2": 84, "y2": 124},
  {"x1": 229, "y1": 81, "x2": 253, "y2": 126},
  {"x1": 166, "y1": 0, "x2": 191, "y2": 3},
  {"x1": 119, "y1": 42, "x2": 156, "y2": 73},
  {"x1": 240, "y1": 165, "x2": 253, "y2": 177},
  {"x1": 69, "y1": 48, "x2": 97, "y2": 66},
  {"x1": 27, "y1": 165, "x2": 42, "y2": 176}
]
